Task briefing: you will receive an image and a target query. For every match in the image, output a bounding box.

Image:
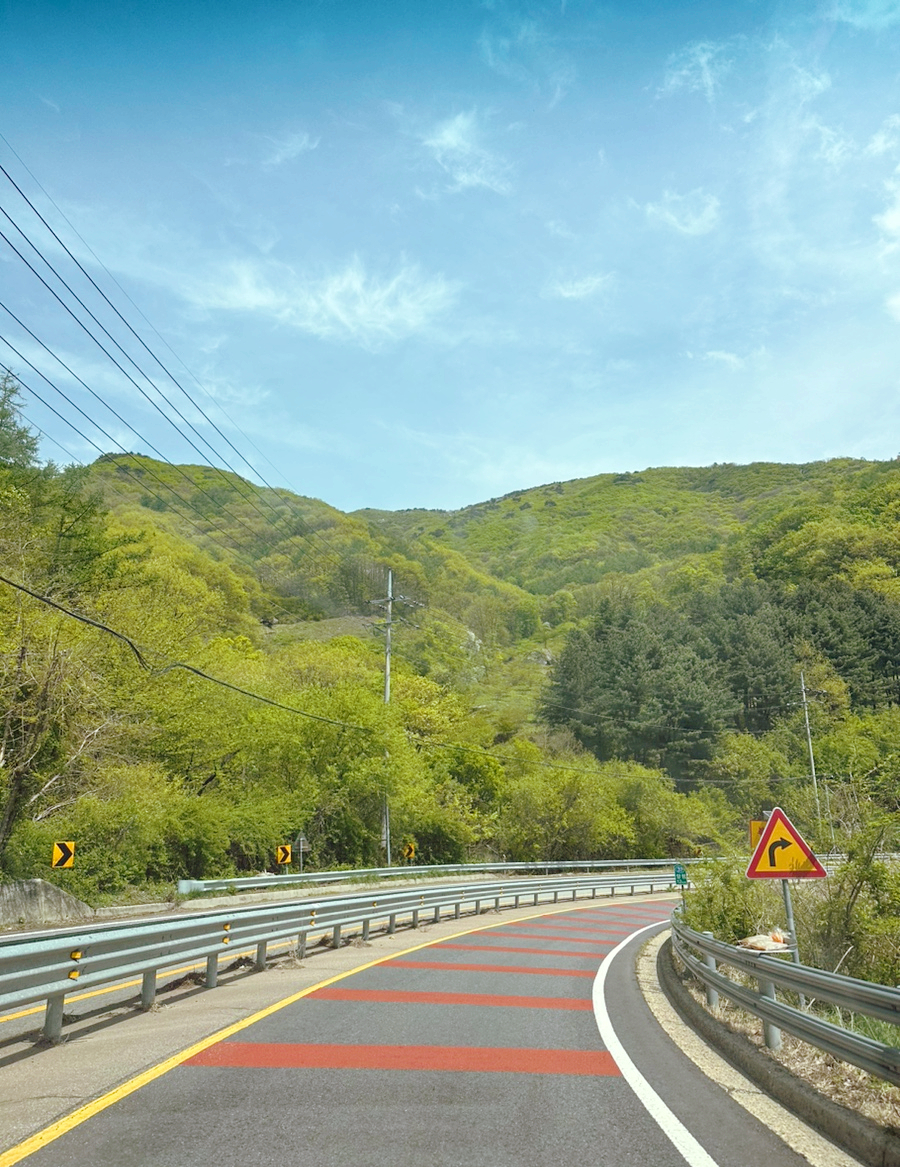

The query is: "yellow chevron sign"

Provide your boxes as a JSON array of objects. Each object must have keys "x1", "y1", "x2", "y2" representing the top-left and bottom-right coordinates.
[
  {"x1": 52, "y1": 841, "x2": 75, "y2": 868},
  {"x1": 276, "y1": 844, "x2": 291, "y2": 865}
]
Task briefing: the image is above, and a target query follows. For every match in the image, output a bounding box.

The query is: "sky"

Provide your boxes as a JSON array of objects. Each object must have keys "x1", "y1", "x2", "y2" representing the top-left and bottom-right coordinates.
[{"x1": 2, "y1": 0, "x2": 900, "y2": 512}]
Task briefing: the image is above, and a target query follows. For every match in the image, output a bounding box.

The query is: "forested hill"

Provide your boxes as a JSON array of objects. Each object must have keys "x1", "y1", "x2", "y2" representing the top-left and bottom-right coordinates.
[
  {"x1": 4, "y1": 374, "x2": 900, "y2": 907},
  {"x1": 357, "y1": 456, "x2": 900, "y2": 600}
]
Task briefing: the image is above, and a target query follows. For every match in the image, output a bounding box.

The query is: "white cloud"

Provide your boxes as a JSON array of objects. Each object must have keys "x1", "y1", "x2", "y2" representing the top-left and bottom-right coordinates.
[
  {"x1": 646, "y1": 189, "x2": 721, "y2": 235},
  {"x1": 661, "y1": 41, "x2": 732, "y2": 104},
  {"x1": 866, "y1": 114, "x2": 900, "y2": 155},
  {"x1": 830, "y1": 0, "x2": 900, "y2": 29},
  {"x1": 478, "y1": 16, "x2": 576, "y2": 106},
  {"x1": 422, "y1": 112, "x2": 511, "y2": 195},
  {"x1": 188, "y1": 257, "x2": 458, "y2": 349},
  {"x1": 262, "y1": 131, "x2": 319, "y2": 167},
  {"x1": 887, "y1": 292, "x2": 900, "y2": 319},
  {"x1": 704, "y1": 350, "x2": 745, "y2": 369},
  {"x1": 875, "y1": 183, "x2": 900, "y2": 239},
  {"x1": 809, "y1": 120, "x2": 854, "y2": 165},
  {"x1": 546, "y1": 273, "x2": 613, "y2": 300}
]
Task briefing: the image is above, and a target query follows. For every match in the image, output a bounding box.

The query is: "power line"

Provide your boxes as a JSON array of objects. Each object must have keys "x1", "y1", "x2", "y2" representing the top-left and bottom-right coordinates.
[
  {"x1": 0, "y1": 186, "x2": 350, "y2": 577},
  {"x1": 0, "y1": 571, "x2": 371, "y2": 731},
  {"x1": 0, "y1": 133, "x2": 310, "y2": 497}
]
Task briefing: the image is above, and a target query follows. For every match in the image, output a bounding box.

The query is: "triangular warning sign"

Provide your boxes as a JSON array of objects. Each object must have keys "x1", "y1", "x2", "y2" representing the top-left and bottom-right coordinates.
[{"x1": 746, "y1": 808, "x2": 827, "y2": 880}]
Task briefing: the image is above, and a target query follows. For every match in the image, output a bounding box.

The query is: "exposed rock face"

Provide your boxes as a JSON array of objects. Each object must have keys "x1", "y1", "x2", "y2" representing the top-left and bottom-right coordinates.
[{"x1": 0, "y1": 879, "x2": 93, "y2": 929}]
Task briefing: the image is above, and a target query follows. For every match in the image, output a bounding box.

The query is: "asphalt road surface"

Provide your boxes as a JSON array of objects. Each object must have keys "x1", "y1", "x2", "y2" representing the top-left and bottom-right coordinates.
[{"x1": 3, "y1": 899, "x2": 846, "y2": 1166}]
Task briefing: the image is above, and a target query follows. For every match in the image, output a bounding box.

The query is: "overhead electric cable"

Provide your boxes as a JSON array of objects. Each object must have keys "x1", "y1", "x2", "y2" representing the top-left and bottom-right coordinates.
[
  {"x1": 0, "y1": 136, "x2": 309, "y2": 493},
  {"x1": 0, "y1": 360, "x2": 261, "y2": 557},
  {"x1": 0, "y1": 202, "x2": 348, "y2": 576},
  {"x1": 0, "y1": 571, "x2": 371, "y2": 731},
  {"x1": 0, "y1": 313, "x2": 292, "y2": 553}
]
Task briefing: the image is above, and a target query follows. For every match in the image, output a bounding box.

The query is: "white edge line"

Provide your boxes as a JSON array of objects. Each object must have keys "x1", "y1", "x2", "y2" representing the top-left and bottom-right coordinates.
[{"x1": 592, "y1": 920, "x2": 721, "y2": 1167}]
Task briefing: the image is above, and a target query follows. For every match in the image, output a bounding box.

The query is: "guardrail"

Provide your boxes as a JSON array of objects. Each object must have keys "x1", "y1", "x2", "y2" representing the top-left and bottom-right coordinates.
[
  {"x1": 176, "y1": 857, "x2": 701, "y2": 896},
  {"x1": 2, "y1": 870, "x2": 682, "y2": 1044},
  {"x1": 671, "y1": 912, "x2": 900, "y2": 1086}
]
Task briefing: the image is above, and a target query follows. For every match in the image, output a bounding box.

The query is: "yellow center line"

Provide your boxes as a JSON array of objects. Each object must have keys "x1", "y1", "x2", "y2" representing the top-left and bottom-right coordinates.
[{"x1": 0, "y1": 899, "x2": 650, "y2": 1166}]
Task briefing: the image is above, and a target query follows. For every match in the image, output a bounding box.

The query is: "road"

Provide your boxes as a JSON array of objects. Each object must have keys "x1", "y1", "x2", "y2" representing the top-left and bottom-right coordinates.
[{"x1": 1, "y1": 898, "x2": 854, "y2": 1166}]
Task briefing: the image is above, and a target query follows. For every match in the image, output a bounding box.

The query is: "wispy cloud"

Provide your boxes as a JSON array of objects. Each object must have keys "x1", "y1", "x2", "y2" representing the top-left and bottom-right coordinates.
[
  {"x1": 421, "y1": 112, "x2": 511, "y2": 195},
  {"x1": 478, "y1": 15, "x2": 576, "y2": 106},
  {"x1": 874, "y1": 182, "x2": 900, "y2": 240},
  {"x1": 262, "y1": 131, "x2": 319, "y2": 167},
  {"x1": 545, "y1": 273, "x2": 613, "y2": 300},
  {"x1": 703, "y1": 350, "x2": 744, "y2": 369},
  {"x1": 866, "y1": 114, "x2": 900, "y2": 156},
  {"x1": 646, "y1": 189, "x2": 721, "y2": 235},
  {"x1": 829, "y1": 0, "x2": 900, "y2": 29},
  {"x1": 661, "y1": 41, "x2": 732, "y2": 104},
  {"x1": 189, "y1": 257, "x2": 459, "y2": 349}
]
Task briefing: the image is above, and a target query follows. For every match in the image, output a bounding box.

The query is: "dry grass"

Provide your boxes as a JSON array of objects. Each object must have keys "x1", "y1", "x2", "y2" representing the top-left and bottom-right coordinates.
[{"x1": 682, "y1": 971, "x2": 900, "y2": 1129}]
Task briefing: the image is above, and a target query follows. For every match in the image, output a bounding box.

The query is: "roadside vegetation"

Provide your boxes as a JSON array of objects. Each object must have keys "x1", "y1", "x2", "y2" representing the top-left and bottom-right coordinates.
[{"x1": 3, "y1": 369, "x2": 900, "y2": 936}]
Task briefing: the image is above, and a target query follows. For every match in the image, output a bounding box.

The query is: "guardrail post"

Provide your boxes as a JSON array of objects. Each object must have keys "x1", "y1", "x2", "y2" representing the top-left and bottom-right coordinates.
[
  {"x1": 43, "y1": 994, "x2": 65, "y2": 1043},
  {"x1": 362, "y1": 918, "x2": 370, "y2": 941},
  {"x1": 433, "y1": 906, "x2": 441, "y2": 923},
  {"x1": 475, "y1": 900, "x2": 481, "y2": 914},
  {"x1": 412, "y1": 910, "x2": 419, "y2": 928},
  {"x1": 701, "y1": 934, "x2": 719, "y2": 1010},
  {"x1": 758, "y1": 978, "x2": 781, "y2": 1051},
  {"x1": 495, "y1": 896, "x2": 501, "y2": 910},
  {"x1": 255, "y1": 941, "x2": 267, "y2": 971},
  {"x1": 298, "y1": 932, "x2": 307, "y2": 960},
  {"x1": 388, "y1": 913, "x2": 396, "y2": 934},
  {"x1": 454, "y1": 902, "x2": 461, "y2": 918},
  {"x1": 332, "y1": 924, "x2": 342, "y2": 948},
  {"x1": 206, "y1": 954, "x2": 218, "y2": 988},
  {"x1": 141, "y1": 970, "x2": 157, "y2": 1010}
]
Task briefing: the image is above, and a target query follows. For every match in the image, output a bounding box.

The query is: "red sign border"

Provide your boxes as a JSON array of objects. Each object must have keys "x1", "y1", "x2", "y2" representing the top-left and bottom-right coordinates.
[{"x1": 746, "y1": 807, "x2": 827, "y2": 880}]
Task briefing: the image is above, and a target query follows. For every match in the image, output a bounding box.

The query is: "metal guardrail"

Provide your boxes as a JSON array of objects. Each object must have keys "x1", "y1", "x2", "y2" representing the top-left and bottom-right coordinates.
[
  {"x1": 2, "y1": 870, "x2": 681, "y2": 1043},
  {"x1": 176, "y1": 858, "x2": 701, "y2": 896},
  {"x1": 671, "y1": 913, "x2": 900, "y2": 1086}
]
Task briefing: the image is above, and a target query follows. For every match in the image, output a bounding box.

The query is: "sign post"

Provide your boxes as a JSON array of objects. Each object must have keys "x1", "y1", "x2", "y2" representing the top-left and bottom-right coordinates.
[
  {"x1": 294, "y1": 834, "x2": 310, "y2": 874},
  {"x1": 673, "y1": 862, "x2": 688, "y2": 908},
  {"x1": 746, "y1": 807, "x2": 827, "y2": 980}
]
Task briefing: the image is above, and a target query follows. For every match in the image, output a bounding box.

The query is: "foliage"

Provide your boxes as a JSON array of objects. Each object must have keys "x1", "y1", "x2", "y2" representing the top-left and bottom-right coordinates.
[{"x1": 3, "y1": 378, "x2": 900, "y2": 909}]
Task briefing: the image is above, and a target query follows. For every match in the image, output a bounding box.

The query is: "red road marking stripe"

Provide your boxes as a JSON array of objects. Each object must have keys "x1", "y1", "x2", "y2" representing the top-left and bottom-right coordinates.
[
  {"x1": 482, "y1": 930, "x2": 615, "y2": 946},
  {"x1": 309, "y1": 988, "x2": 593, "y2": 1011},
  {"x1": 439, "y1": 942, "x2": 605, "y2": 957},
  {"x1": 186, "y1": 1042, "x2": 619, "y2": 1076},
  {"x1": 391, "y1": 960, "x2": 594, "y2": 977}
]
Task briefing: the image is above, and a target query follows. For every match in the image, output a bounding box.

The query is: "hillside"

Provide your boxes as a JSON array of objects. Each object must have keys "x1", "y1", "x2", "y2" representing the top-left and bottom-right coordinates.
[{"x1": 3, "y1": 373, "x2": 900, "y2": 905}]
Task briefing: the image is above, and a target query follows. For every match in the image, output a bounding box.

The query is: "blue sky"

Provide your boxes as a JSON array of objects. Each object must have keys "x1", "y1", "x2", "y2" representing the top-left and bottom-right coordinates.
[{"x1": 2, "y1": 0, "x2": 900, "y2": 511}]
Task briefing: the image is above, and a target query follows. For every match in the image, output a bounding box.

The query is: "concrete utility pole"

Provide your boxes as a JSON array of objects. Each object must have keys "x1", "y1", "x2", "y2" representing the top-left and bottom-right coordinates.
[
  {"x1": 383, "y1": 568, "x2": 392, "y2": 704},
  {"x1": 800, "y1": 671, "x2": 823, "y2": 833}
]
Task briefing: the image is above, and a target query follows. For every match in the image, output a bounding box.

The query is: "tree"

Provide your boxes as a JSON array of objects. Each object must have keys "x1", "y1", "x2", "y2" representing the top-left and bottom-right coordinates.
[{"x1": 0, "y1": 372, "x2": 39, "y2": 468}]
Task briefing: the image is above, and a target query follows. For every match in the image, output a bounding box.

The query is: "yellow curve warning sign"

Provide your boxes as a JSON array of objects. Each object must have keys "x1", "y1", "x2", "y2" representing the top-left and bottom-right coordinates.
[{"x1": 746, "y1": 808, "x2": 826, "y2": 880}]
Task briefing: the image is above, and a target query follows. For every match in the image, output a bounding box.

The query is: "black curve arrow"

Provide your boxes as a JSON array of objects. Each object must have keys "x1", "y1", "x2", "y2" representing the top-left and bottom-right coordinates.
[{"x1": 768, "y1": 838, "x2": 791, "y2": 866}]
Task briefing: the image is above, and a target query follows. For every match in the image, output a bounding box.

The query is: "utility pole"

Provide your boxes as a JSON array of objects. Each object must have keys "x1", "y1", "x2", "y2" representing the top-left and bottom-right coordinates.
[
  {"x1": 800, "y1": 671, "x2": 823, "y2": 834},
  {"x1": 383, "y1": 568, "x2": 392, "y2": 704}
]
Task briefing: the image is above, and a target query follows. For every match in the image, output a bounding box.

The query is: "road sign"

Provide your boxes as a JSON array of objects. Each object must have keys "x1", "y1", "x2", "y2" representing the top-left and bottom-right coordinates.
[
  {"x1": 750, "y1": 820, "x2": 766, "y2": 849},
  {"x1": 295, "y1": 835, "x2": 310, "y2": 852},
  {"x1": 52, "y1": 841, "x2": 75, "y2": 869},
  {"x1": 402, "y1": 842, "x2": 415, "y2": 861},
  {"x1": 276, "y1": 844, "x2": 291, "y2": 865},
  {"x1": 746, "y1": 808, "x2": 826, "y2": 880},
  {"x1": 673, "y1": 863, "x2": 688, "y2": 887}
]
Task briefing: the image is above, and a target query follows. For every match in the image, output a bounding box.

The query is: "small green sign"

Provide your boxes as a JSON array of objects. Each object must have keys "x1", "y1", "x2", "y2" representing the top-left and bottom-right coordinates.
[{"x1": 673, "y1": 863, "x2": 688, "y2": 887}]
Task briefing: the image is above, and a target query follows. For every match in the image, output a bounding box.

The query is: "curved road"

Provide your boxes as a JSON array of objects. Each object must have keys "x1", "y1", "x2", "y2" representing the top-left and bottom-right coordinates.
[{"x1": 4, "y1": 899, "x2": 846, "y2": 1166}]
